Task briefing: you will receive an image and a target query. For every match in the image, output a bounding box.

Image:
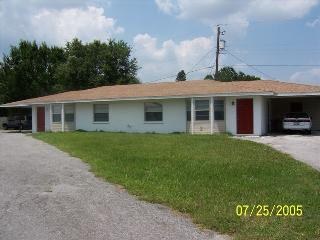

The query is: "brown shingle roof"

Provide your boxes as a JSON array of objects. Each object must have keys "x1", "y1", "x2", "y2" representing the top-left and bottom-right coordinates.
[{"x1": 2, "y1": 80, "x2": 320, "y2": 107}]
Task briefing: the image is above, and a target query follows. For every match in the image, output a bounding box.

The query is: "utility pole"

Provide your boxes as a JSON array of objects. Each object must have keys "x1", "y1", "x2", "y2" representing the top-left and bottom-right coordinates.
[{"x1": 215, "y1": 25, "x2": 221, "y2": 80}]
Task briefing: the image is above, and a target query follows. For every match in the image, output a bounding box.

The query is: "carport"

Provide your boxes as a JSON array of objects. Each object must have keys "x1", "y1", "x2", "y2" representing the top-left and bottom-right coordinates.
[
  {"x1": 0, "y1": 106, "x2": 32, "y2": 130},
  {"x1": 267, "y1": 96, "x2": 320, "y2": 133}
]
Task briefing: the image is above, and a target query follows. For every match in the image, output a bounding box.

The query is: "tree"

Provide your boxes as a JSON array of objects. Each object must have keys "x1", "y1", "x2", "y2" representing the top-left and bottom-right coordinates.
[
  {"x1": 237, "y1": 71, "x2": 261, "y2": 81},
  {"x1": 213, "y1": 66, "x2": 260, "y2": 82},
  {"x1": 176, "y1": 70, "x2": 186, "y2": 81},
  {"x1": 0, "y1": 64, "x2": 7, "y2": 104},
  {"x1": 55, "y1": 39, "x2": 139, "y2": 91},
  {"x1": 204, "y1": 74, "x2": 214, "y2": 80},
  {"x1": 0, "y1": 40, "x2": 66, "y2": 103},
  {"x1": 0, "y1": 39, "x2": 140, "y2": 104}
]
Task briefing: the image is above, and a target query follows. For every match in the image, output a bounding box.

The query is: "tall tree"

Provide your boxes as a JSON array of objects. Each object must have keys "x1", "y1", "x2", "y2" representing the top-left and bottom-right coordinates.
[
  {"x1": 212, "y1": 67, "x2": 260, "y2": 82},
  {"x1": 0, "y1": 39, "x2": 139, "y2": 104},
  {"x1": 0, "y1": 40, "x2": 66, "y2": 103},
  {"x1": 55, "y1": 39, "x2": 139, "y2": 91},
  {"x1": 0, "y1": 63, "x2": 7, "y2": 104},
  {"x1": 176, "y1": 70, "x2": 186, "y2": 81}
]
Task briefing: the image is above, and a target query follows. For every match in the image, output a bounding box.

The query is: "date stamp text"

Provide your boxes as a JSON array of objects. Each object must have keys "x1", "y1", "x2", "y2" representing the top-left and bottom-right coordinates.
[{"x1": 236, "y1": 204, "x2": 303, "y2": 217}]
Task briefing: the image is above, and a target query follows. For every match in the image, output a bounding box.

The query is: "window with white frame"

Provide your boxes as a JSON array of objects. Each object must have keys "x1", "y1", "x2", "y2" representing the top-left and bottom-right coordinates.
[
  {"x1": 52, "y1": 104, "x2": 61, "y2": 123},
  {"x1": 64, "y1": 105, "x2": 74, "y2": 122},
  {"x1": 186, "y1": 100, "x2": 191, "y2": 121},
  {"x1": 144, "y1": 102, "x2": 163, "y2": 122},
  {"x1": 214, "y1": 100, "x2": 225, "y2": 120},
  {"x1": 195, "y1": 99, "x2": 209, "y2": 120},
  {"x1": 93, "y1": 104, "x2": 109, "y2": 122}
]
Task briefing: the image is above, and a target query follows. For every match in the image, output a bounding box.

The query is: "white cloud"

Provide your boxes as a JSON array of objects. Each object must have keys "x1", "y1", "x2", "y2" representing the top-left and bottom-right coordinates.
[
  {"x1": 31, "y1": 6, "x2": 123, "y2": 45},
  {"x1": 133, "y1": 33, "x2": 213, "y2": 82},
  {"x1": 155, "y1": 0, "x2": 318, "y2": 31},
  {"x1": 155, "y1": 0, "x2": 177, "y2": 14},
  {"x1": 0, "y1": 1, "x2": 121, "y2": 53},
  {"x1": 289, "y1": 68, "x2": 320, "y2": 85},
  {"x1": 306, "y1": 17, "x2": 320, "y2": 27},
  {"x1": 248, "y1": 0, "x2": 318, "y2": 20}
]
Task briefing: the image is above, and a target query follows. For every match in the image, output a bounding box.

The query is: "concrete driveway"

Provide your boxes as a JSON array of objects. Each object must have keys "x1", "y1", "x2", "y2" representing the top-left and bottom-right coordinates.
[
  {"x1": 244, "y1": 134, "x2": 320, "y2": 171},
  {"x1": 0, "y1": 132, "x2": 228, "y2": 240}
]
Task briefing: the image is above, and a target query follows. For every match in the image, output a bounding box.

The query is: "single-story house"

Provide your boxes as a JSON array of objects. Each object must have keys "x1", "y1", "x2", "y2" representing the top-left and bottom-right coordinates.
[{"x1": 1, "y1": 80, "x2": 320, "y2": 135}]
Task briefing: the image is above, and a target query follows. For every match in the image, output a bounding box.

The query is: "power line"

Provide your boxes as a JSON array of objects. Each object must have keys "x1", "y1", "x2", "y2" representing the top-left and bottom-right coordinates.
[
  {"x1": 228, "y1": 48, "x2": 320, "y2": 53},
  {"x1": 226, "y1": 49, "x2": 320, "y2": 56},
  {"x1": 187, "y1": 65, "x2": 214, "y2": 75},
  {"x1": 225, "y1": 49, "x2": 275, "y2": 79},
  {"x1": 147, "y1": 48, "x2": 214, "y2": 83},
  {"x1": 146, "y1": 62, "x2": 320, "y2": 83},
  {"x1": 188, "y1": 48, "x2": 214, "y2": 72},
  {"x1": 229, "y1": 64, "x2": 320, "y2": 67},
  {"x1": 147, "y1": 73, "x2": 178, "y2": 83},
  {"x1": 148, "y1": 65, "x2": 215, "y2": 83}
]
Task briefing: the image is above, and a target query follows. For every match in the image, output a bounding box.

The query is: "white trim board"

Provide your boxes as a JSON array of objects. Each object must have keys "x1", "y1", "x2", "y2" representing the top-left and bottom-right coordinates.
[{"x1": 2, "y1": 91, "x2": 320, "y2": 107}]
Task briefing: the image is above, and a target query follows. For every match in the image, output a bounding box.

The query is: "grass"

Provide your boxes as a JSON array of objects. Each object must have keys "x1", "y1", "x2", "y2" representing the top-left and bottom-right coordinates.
[{"x1": 34, "y1": 132, "x2": 320, "y2": 239}]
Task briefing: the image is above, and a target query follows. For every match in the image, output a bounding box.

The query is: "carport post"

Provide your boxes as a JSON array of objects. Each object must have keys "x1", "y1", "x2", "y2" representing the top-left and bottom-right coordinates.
[
  {"x1": 210, "y1": 97, "x2": 214, "y2": 134},
  {"x1": 191, "y1": 98, "x2": 195, "y2": 134},
  {"x1": 61, "y1": 103, "x2": 65, "y2": 132},
  {"x1": 32, "y1": 105, "x2": 37, "y2": 133},
  {"x1": 49, "y1": 104, "x2": 52, "y2": 131}
]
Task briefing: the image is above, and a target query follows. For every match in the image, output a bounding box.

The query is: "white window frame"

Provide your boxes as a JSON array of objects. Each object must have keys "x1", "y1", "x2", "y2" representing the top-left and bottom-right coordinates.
[
  {"x1": 186, "y1": 100, "x2": 191, "y2": 121},
  {"x1": 93, "y1": 104, "x2": 109, "y2": 123},
  {"x1": 214, "y1": 99, "x2": 225, "y2": 121},
  {"x1": 195, "y1": 99, "x2": 210, "y2": 121},
  {"x1": 52, "y1": 104, "x2": 62, "y2": 123},
  {"x1": 64, "y1": 105, "x2": 75, "y2": 122},
  {"x1": 144, "y1": 102, "x2": 163, "y2": 122}
]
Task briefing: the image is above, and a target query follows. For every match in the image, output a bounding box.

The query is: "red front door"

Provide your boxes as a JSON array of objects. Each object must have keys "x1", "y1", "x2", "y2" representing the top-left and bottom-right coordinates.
[
  {"x1": 37, "y1": 107, "x2": 45, "y2": 132},
  {"x1": 237, "y1": 99, "x2": 253, "y2": 134}
]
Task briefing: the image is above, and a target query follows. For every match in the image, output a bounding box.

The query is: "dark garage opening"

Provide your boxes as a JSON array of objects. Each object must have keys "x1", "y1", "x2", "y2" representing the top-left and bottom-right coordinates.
[
  {"x1": 267, "y1": 97, "x2": 320, "y2": 133},
  {"x1": 0, "y1": 107, "x2": 32, "y2": 130}
]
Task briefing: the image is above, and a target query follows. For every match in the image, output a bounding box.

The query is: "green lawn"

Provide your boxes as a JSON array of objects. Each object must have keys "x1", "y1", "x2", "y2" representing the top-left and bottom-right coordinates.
[{"x1": 34, "y1": 132, "x2": 320, "y2": 239}]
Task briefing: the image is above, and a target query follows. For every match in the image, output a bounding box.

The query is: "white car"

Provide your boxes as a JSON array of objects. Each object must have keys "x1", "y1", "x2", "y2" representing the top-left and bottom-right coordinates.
[{"x1": 283, "y1": 112, "x2": 312, "y2": 134}]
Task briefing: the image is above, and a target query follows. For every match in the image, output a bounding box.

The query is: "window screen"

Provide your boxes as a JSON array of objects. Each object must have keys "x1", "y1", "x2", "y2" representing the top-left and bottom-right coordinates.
[
  {"x1": 195, "y1": 100, "x2": 209, "y2": 120},
  {"x1": 214, "y1": 100, "x2": 224, "y2": 120},
  {"x1": 94, "y1": 104, "x2": 109, "y2": 122},
  {"x1": 64, "y1": 105, "x2": 74, "y2": 122},
  {"x1": 186, "y1": 100, "x2": 191, "y2": 121},
  {"x1": 52, "y1": 104, "x2": 61, "y2": 123},
  {"x1": 144, "y1": 103, "x2": 163, "y2": 121}
]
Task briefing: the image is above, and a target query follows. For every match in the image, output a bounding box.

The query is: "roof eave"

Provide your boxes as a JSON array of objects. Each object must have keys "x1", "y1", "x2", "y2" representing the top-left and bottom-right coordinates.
[
  {"x1": 3, "y1": 91, "x2": 320, "y2": 107},
  {"x1": 275, "y1": 92, "x2": 320, "y2": 97},
  {"x1": 0, "y1": 92, "x2": 275, "y2": 106},
  {"x1": 0, "y1": 104, "x2": 32, "y2": 108}
]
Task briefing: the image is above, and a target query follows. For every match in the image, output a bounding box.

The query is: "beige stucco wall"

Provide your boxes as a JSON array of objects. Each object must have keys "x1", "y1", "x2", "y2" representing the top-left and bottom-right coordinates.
[
  {"x1": 64, "y1": 122, "x2": 75, "y2": 131},
  {"x1": 225, "y1": 95, "x2": 267, "y2": 136},
  {"x1": 186, "y1": 121, "x2": 225, "y2": 134},
  {"x1": 51, "y1": 122, "x2": 62, "y2": 132},
  {"x1": 75, "y1": 99, "x2": 187, "y2": 133}
]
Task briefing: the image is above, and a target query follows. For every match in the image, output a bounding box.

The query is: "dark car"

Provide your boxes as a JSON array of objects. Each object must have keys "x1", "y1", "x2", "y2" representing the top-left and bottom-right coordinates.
[{"x1": 2, "y1": 115, "x2": 32, "y2": 130}]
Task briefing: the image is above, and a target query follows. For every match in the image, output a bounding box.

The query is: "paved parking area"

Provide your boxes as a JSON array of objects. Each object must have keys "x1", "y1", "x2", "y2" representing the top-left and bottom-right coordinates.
[
  {"x1": 0, "y1": 132, "x2": 228, "y2": 240},
  {"x1": 244, "y1": 134, "x2": 320, "y2": 171}
]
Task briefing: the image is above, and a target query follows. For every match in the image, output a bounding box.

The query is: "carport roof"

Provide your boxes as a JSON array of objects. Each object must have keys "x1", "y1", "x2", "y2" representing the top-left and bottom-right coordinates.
[{"x1": 2, "y1": 80, "x2": 320, "y2": 107}]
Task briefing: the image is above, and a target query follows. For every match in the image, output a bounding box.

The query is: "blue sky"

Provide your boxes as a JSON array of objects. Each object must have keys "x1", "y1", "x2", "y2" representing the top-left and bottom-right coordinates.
[{"x1": 0, "y1": 0, "x2": 320, "y2": 84}]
